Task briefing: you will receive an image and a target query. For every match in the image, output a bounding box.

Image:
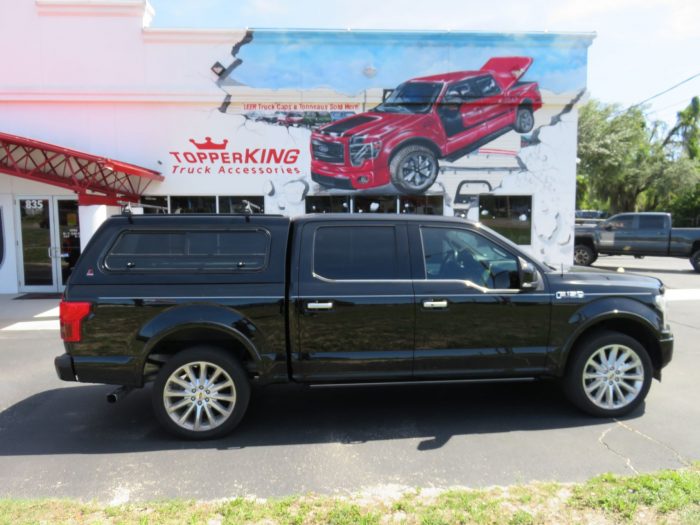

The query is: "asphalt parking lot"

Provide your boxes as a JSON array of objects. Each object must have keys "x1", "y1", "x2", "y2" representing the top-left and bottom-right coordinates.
[{"x1": 0, "y1": 255, "x2": 698, "y2": 502}]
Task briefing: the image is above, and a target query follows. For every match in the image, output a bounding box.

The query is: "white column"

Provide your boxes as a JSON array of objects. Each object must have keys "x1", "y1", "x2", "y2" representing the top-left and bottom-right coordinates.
[{"x1": 78, "y1": 205, "x2": 120, "y2": 251}]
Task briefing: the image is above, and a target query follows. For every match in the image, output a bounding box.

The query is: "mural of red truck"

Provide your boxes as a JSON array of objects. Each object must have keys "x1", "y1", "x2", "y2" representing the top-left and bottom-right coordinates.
[{"x1": 310, "y1": 57, "x2": 542, "y2": 194}]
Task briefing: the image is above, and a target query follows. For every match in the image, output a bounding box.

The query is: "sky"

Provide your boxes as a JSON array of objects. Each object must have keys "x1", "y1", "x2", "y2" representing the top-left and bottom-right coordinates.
[{"x1": 149, "y1": 0, "x2": 700, "y2": 128}]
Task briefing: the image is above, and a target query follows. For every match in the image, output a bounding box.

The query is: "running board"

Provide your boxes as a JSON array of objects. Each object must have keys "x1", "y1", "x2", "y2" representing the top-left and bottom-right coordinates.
[{"x1": 307, "y1": 377, "x2": 537, "y2": 388}]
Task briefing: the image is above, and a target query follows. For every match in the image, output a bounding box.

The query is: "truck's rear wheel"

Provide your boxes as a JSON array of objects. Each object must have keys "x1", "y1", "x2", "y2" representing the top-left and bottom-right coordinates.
[
  {"x1": 152, "y1": 346, "x2": 250, "y2": 440},
  {"x1": 390, "y1": 145, "x2": 438, "y2": 195},
  {"x1": 574, "y1": 244, "x2": 597, "y2": 266},
  {"x1": 564, "y1": 331, "x2": 652, "y2": 417},
  {"x1": 691, "y1": 249, "x2": 700, "y2": 272}
]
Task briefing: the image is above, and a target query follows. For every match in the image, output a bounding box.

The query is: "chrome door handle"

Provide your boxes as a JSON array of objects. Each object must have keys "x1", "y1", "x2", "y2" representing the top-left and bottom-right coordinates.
[
  {"x1": 307, "y1": 301, "x2": 334, "y2": 310},
  {"x1": 423, "y1": 300, "x2": 448, "y2": 309}
]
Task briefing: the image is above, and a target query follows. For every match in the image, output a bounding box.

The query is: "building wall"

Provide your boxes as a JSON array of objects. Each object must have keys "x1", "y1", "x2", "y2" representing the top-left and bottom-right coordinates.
[{"x1": 0, "y1": 0, "x2": 593, "y2": 293}]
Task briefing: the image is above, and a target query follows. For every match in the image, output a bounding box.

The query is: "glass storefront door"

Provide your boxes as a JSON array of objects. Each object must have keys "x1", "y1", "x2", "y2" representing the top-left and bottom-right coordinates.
[{"x1": 16, "y1": 196, "x2": 80, "y2": 292}]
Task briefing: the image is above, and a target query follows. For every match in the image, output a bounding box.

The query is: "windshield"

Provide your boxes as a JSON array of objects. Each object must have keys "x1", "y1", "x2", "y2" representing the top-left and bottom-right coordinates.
[{"x1": 373, "y1": 82, "x2": 443, "y2": 114}]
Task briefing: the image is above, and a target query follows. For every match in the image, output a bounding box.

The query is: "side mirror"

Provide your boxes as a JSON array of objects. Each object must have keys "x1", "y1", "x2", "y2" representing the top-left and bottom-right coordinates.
[
  {"x1": 603, "y1": 223, "x2": 614, "y2": 231},
  {"x1": 519, "y1": 259, "x2": 540, "y2": 290}
]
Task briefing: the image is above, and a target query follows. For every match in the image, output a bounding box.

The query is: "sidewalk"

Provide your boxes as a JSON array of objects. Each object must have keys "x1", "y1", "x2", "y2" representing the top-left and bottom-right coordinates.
[{"x1": 0, "y1": 294, "x2": 61, "y2": 331}]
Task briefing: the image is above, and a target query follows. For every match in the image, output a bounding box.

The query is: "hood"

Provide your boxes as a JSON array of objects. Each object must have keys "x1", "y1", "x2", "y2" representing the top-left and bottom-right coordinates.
[
  {"x1": 316, "y1": 112, "x2": 426, "y2": 139},
  {"x1": 550, "y1": 265, "x2": 663, "y2": 294}
]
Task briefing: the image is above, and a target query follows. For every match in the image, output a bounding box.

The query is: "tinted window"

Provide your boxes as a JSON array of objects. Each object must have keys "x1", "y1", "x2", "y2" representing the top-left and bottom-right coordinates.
[
  {"x1": 474, "y1": 75, "x2": 501, "y2": 96},
  {"x1": 105, "y1": 230, "x2": 269, "y2": 271},
  {"x1": 638, "y1": 215, "x2": 666, "y2": 229},
  {"x1": 421, "y1": 227, "x2": 519, "y2": 289},
  {"x1": 314, "y1": 226, "x2": 398, "y2": 280},
  {"x1": 607, "y1": 215, "x2": 634, "y2": 229}
]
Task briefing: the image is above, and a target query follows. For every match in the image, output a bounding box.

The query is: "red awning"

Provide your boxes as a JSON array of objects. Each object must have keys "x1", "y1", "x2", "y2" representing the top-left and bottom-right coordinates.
[{"x1": 0, "y1": 131, "x2": 163, "y2": 205}]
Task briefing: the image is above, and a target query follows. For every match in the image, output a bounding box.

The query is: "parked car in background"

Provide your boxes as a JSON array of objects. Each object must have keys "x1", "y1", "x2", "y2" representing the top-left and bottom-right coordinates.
[
  {"x1": 283, "y1": 111, "x2": 304, "y2": 127},
  {"x1": 303, "y1": 111, "x2": 332, "y2": 129},
  {"x1": 311, "y1": 57, "x2": 542, "y2": 194},
  {"x1": 575, "y1": 210, "x2": 607, "y2": 224},
  {"x1": 574, "y1": 212, "x2": 700, "y2": 271}
]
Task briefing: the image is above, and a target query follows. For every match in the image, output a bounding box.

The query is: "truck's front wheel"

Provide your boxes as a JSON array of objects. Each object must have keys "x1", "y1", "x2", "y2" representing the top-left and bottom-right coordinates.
[
  {"x1": 574, "y1": 244, "x2": 597, "y2": 266},
  {"x1": 564, "y1": 331, "x2": 652, "y2": 417},
  {"x1": 152, "y1": 346, "x2": 250, "y2": 440},
  {"x1": 691, "y1": 249, "x2": 700, "y2": 272},
  {"x1": 390, "y1": 145, "x2": 439, "y2": 195}
]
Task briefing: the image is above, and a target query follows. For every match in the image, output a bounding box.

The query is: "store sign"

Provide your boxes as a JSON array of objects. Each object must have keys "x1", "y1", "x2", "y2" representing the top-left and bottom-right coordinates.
[{"x1": 169, "y1": 137, "x2": 301, "y2": 175}]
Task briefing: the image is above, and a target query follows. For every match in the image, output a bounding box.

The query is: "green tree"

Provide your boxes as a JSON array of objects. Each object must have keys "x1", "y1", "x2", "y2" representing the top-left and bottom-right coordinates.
[
  {"x1": 663, "y1": 96, "x2": 700, "y2": 160},
  {"x1": 577, "y1": 98, "x2": 700, "y2": 214}
]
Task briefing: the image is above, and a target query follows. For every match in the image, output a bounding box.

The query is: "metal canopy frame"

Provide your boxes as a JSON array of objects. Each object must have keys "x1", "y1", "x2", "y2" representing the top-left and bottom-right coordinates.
[{"x1": 0, "y1": 132, "x2": 163, "y2": 205}]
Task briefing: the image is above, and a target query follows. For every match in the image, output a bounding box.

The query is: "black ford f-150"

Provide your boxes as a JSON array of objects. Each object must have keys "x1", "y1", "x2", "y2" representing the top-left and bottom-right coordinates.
[
  {"x1": 56, "y1": 213, "x2": 673, "y2": 439},
  {"x1": 574, "y1": 212, "x2": 700, "y2": 271}
]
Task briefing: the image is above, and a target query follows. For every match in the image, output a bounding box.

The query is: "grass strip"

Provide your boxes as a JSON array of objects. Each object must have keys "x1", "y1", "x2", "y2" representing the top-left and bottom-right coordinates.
[{"x1": 0, "y1": 463, "x2": 698, "y2": 525}]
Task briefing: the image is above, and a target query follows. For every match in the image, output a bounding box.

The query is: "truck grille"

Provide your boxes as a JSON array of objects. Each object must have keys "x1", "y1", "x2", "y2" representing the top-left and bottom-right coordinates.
[{"x1": 312, "y1": 140, "x2": 344, "y2": 164}]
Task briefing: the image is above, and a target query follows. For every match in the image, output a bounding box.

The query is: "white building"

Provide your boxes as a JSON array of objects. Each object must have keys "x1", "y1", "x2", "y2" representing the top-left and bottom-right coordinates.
[{"x1": 0, "y1": 0, "x2": 594, "y2": 293}]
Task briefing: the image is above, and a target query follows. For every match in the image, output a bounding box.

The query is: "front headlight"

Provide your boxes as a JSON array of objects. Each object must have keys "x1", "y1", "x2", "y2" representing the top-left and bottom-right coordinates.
[
  {"x1": 349, "y1": 134, "x2": 382, "y2": 166},
  {"x1": 654, "y1": 293, "x2": 668, "y2": 330}
]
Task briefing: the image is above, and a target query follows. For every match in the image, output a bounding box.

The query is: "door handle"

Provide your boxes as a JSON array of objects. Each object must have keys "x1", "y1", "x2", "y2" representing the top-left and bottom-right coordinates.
[
  {"x1": 423, "y1": 300, "x2": 448, "y2": 309},
  {"x1": 307, "y1": 301, "x2": 334, "y2": 310}
]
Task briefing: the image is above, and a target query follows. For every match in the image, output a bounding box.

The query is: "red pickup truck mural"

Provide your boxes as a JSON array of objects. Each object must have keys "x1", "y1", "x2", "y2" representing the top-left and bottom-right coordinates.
[{"x1": 310, "y1": 57, "x2": 542, "y2": 194}]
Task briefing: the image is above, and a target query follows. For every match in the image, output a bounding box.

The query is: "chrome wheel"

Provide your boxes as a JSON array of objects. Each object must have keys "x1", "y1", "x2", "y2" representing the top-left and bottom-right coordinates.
[
  {"x1": 582, "y1": 344, "x2": 644, "y2": 410},
  {"x1": 163, "y1": 361, "x2": 236, "y2": 432},
  {"x1": 400, "y1": 153, "x2": 437, "y2": 189},
  {"x1": 574, "y1": 245, "x2": 594, "y2": 266}
]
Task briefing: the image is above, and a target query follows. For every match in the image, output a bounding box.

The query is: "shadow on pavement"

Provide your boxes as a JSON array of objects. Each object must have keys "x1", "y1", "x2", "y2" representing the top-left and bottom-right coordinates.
[{"x1": 0, "y1": 380, "x2": 634, "y2": 456}]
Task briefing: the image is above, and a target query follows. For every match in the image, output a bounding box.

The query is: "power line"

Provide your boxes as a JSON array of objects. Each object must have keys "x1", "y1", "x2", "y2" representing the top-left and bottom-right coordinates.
[
  {"x1": 647, "y1": 97, "x2": 694, "y2": 115},
  {"x1": 630, "y1": 71, "x2": 700, "y2": 109}
]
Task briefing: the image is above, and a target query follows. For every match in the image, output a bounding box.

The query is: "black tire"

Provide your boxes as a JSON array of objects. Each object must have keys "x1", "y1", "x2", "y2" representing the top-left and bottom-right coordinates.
[
  {"x1": 513, "y1": 106, "x2": 535, "y2": 133},
  {"x1": 152, "y1": 346, "x2": 250, "y2": 440},
  {"x1": 389, "y1": 145, "x2": 439, "y2": 195},
  {"x1": 563, "y1": 331, "x2": 653, "y2": 418},
  {"x1": 691, "y1": 249, "x2": 700, "y2": 273},
  {"x1": 574, "y1": 244, "x2": 597, "y2": 266}
]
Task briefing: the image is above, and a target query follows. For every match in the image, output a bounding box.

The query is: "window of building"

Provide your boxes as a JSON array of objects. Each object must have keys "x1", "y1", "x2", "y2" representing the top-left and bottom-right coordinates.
[
  {"x1": 139, "y1": 196, "x2": 169, "y2": 214},
  {"x1": 305, "y1": 196, "x2": 350, "y2": 214},
  {"x1": 478, "y1": 195, "x2": 532, "y2": 245},
  {"x1": 104, "y1": 230, "x2": 269, "y2": 272},
  {"x1": 219, "y1": 196, "x2": 264, "y2": 214},
  {"x1": 170, "y1": 196, "x2": 216, "y2": 214},
  {"x1": 400, "y1": 196, "x2": 443, "y2": 215},
  {"x1": 420, "y1": 226, "x2": 519, "y2": 289},
  {"x1": 353, "y1": 195, "x2": 398, "y2": 214},
  {"x1": 313, "y1": 226, "x2": 398, "y2": 280}
]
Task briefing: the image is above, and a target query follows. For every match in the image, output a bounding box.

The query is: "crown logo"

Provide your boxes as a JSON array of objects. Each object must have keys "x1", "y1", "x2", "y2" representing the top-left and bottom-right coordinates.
[{"x1": 189, "y1": 137, "x2": 229, "y2": 150}]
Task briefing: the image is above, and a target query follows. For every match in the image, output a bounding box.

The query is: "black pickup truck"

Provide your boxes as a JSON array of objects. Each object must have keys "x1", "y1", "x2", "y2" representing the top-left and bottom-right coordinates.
[
  {"x1": 574, "y1": 212, "x2": 700, "y2": 271},
  {"x1": 56, "y1": 213, "x2": 673, "y2": 439}
]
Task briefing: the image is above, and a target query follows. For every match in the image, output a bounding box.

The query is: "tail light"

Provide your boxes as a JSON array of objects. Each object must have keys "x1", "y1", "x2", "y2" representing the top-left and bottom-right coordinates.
[{"x1": 60, "y1": 300, "x2": 92, "y2": 342}]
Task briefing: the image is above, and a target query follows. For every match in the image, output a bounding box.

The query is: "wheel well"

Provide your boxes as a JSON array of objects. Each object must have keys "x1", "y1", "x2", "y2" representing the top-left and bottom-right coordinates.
[
  {"x1": 389, "y1": 138, "x2": 441, "y2": 163},
  {"x1": 566, "y1": 319, "x2": 663, "y2": 373},
  {"x1": 142, "y1": 327, "x2": 257, "y2": 382},
  {"x1": 692, "y1": 241, "x2": 700, "y2": 255},
  {"x1": 575, "y1": 237, "x2": 595, "y2": 250}
]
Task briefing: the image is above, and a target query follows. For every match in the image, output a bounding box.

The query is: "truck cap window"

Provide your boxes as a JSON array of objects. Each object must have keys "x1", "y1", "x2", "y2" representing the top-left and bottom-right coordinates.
[
  {"x1": 104, "y1": 230, "x2": 269, "y2": 272},
  {"x1": 314, "y1": 226, "x2": 398, "y2": 280}
]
